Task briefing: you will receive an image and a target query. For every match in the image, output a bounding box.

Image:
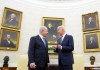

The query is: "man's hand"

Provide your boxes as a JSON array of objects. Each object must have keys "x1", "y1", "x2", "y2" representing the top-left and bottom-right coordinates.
[
  {"x1": 47, "y1": 63, "x2": 50, "y2": 68},
  {"x1": 57, "y1": 44, "x2": 62, "y2": 49},
  {"x1": 30, "y1": 63, "x2": 37, "y2": 69},
  {"x1": 53, "y1": 35, "x2": 56, "y2": 40},
  {"x1": 52, "y1": 45, "x2": 57, "y2": 49}
]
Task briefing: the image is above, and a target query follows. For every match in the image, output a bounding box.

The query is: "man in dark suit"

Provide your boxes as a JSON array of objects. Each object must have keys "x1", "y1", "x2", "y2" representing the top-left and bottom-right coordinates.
[
  {"x1": 6, "y1": 13, "x2": 18, "y2": 26},
  {"x1": 52, "y1": 26, "x2": 74, "y2": 70},
  {"x1": 0, "y1": 34, "x2": 15, "y2": 48},
  {"x1": 28, "y1": 26, "x2": 50, "y2": 70}
]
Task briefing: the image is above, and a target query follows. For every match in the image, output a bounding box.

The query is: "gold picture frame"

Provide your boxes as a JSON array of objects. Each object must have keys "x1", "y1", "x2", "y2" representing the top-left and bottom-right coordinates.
[
  {"x1": 83, "y1": 31, "x2": 100, "y2": 52},
  {"x1": 42, "y1": 17, "x2": 64, "y2": 45},
  {"x1": 0, "y1": 28, "x2": 20, "y2": 51},
  {"x1": 2, "y1": 7, "x2": 22, "y2": 29},
  {"x1": 82, "y1": 12, "x2": 99, "y2": 32}
]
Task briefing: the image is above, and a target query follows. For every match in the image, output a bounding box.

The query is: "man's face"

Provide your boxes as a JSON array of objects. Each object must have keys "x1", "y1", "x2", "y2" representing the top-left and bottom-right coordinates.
[
  {"x1": 90, "y1": 37, "x2": 94, "y2": 41},
  {"x1": 57, "y1": 28, "x2": 63, "y2": 36},
  {"x1": 10, "y1": 14, "x2": 16, "y2": 19},
  {"x1": 48, "y1": 23, "x2": 52, "y2": 28},
  {"x1": 42, "y1": 29, "x2": 48, "y2": 37},
  {"x1": 7, "y1": 34, "x2": 11, "y2": 40},
  {"x1": 89, "y1": 17, "x2": 92, "y2": 22}
]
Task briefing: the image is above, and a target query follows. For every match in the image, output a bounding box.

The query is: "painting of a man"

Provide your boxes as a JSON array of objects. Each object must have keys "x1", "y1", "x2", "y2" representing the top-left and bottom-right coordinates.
[
  {"x1": 47, "y1": 23, "x2": 56, "y2": 41},
  {"x1": 86, "y1": 34, "x2": 99, "y2": 49},
  {"x1": 82, "y1": 12, "x2": 99, "y2": 31},
  {"x1": 85, "y1": 16, "x2": 96, "y2": 29},
  {"x1": 0, "y1": 28, "x2": 20, "y2": 51},
  {"x1": 42, "y1": 17, "x2": 64, "y2": 44},
  {"x1": 0, "y1": 34, "x2": 15, "y2": 48},
  {"x1": 5, "y1": 13, "x2": 18, "y2": 26},
  {"x1": 2, "y1": 7, "x2": 22, "y2": 29}
]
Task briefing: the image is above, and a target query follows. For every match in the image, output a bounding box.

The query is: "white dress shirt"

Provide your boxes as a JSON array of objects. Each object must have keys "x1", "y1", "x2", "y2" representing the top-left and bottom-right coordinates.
[
  {"x1": 39, "y1": 34, "x2": 44, "y2": 42},
  {"x1": 7, "y1": 39, "x2": 11, "y2": 44},
  {"x1": 61, "y1": 34, "x2": 66, "y2": 42}
]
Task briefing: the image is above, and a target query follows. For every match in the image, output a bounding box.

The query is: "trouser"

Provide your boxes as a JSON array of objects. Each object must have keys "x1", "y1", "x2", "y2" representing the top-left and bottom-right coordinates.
[
  {"x1": 59, "y1": 60, "x2": 73, "y2": 70},
  {"x1": 28, "y1": 67, "x2": 46, "y2": 70}
]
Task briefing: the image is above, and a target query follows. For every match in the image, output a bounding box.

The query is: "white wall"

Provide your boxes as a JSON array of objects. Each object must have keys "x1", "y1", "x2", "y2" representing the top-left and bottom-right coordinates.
[{"x1": 0, "y1": 0, "x2": 100, "y2": 67}]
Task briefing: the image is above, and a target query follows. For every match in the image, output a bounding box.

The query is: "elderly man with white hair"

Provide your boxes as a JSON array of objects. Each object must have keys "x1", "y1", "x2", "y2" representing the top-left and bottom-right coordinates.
[
  {"x1": 52, "y1": 26, "x2": 74, "y2": 70},
  {"x1": 28, "y1": 26, "x2": 50, "y2": 70}
]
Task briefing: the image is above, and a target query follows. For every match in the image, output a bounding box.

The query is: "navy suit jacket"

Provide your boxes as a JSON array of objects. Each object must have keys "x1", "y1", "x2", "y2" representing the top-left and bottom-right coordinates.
[
  {"x1": 28, "y1": 35, "x2": 49, "y2": 68},
  {"x1": 55, "y1": 34, "x2": 74, "y2": 65}
]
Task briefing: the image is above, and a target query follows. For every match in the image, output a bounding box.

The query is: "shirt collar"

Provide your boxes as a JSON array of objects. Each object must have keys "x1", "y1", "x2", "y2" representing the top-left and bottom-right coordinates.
[
  {"x1": 62, "y1": 34, "x2": 66, "y2": 40},
  {"x1": 62, "y1": 34, "x2": 66, "y2": 38},
  {"x1": 39, "y1": 34, "x2": 44, "y2": 39},
  {"x1": 7, "y1": 39, "x2": 10, "y2": 41}
]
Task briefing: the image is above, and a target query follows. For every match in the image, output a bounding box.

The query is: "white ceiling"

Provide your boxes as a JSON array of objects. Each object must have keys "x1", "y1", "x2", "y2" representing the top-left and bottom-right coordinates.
[
  {"x1": 23, "y1": 0, "x2": 95, "y2": 2},
  {"x1": 18, "y1": 0, "x2": 96, "y2": 8},
  {"x1": 21, "y1": 0, "x2": 96, "y2": 5},
  {"x1": 30, "y1": 0, "x2": 82, "y2": 2},
  {"x1": 21, "y1": 0, "x2": 96, "y2": 4}
]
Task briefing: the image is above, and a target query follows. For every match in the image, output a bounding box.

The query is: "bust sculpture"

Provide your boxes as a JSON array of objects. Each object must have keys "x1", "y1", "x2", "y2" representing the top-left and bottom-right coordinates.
[
  {"x1": 3, "y1": 56, "x2": 9, "y2": 67},
  {"x1": 90, "y1": 56, "x2": 95, "y2": 65}
]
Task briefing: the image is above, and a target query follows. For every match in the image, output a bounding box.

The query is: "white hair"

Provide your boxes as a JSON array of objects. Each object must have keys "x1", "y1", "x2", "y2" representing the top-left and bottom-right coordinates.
[
  {"x1": 57, "y1": 26, "x2": 65, "y2": 32},
  {"x1": 39, "y1": 26, "x2": 47, "y2": 33},
  {"x1": 10, "y1": 13, "x2": 16, "y2": 17}
]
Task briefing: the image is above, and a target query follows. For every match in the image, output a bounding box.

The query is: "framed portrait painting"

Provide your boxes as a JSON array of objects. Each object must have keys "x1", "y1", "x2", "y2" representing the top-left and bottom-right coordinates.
[
  {"x1": 83, "y1": 31, "x2": 100, "y2": 52},
  {"x1": 0, "y1": 28, "x2": 20, "y2": 51},
  {"x1": 42, "y1": 17, "x2": 64, "y2": 45},
  {"x1": 2, "y1": 7, "x2": 22, "y2": 29},
  {"x1": 82, "y1": 12, "x2": 99, "y2": 31}
]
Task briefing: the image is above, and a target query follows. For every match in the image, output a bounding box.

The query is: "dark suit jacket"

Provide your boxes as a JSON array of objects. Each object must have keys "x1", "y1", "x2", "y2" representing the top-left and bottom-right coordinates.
[
  {"x1": 0, "y1": 39, "x2": 15, "y2": 48},
  {"x1": 28, "y1": 35, "x2": 49, "y2": 68},
  {"x1": 55, "y1": 34, "x2": 74, "y2": 65}
]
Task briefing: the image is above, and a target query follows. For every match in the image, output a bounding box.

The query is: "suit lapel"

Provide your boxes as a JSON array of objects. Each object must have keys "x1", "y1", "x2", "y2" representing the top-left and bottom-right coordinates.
[
  {"x1": 45, "y1": 39, "x2": 48, "y2": 49},
  {"x1": 37, "y1": 35, "x2": 47, "y2": 48},
  {"x1": 6, "y1": 40, "x2": 10, "y2": 45},
  {"x1": 57, "y1": 37, "x2": 62, "y2": 44},
  {"x1": 61, "y1": 34, "x2": 67, "y2": 44},
  {"x1": 43, "y1": 38, "x2": 48, "y2": 49}
]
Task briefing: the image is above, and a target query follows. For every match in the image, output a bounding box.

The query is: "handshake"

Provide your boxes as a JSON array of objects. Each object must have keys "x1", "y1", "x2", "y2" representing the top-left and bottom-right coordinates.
[{"x1": 52, "y1": 44, "x2": 62, "y2": 49}]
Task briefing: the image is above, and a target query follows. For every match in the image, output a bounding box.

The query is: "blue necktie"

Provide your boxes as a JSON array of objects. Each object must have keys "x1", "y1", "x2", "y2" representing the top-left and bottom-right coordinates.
[
  {"x1": 59, "y1": 36, "x2": 63, "y2": 44},
  {"x1": 43, "y1": 37, "x2": 46, "y2": 47}
]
